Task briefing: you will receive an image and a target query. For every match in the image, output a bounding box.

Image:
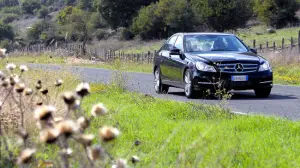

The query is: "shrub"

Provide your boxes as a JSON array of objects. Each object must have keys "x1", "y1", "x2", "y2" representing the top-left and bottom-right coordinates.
[
  {"x1": 88, "y1": 12, "x2": 107, "y2": 29},
  {"x1": 93, "y1": 29, "x2": 107, "y2": 40},
  {"x1": 0, "y1": 23, "x2": 14, "y2": 40},
  {"x1": 0, "y1": 6, "x2": 22, "y2": 15},
  {"x1": 254, "y1": 0, "x2": 299, "y2": 28},
  {"x1": 0, "y1": 13, "x2": 19, "y2": 24},
  {"x1": 22, "y1": 0, "x2": 41, "y2": 15},
  {"x1": 132, "y1": 0, "x2": 195, "y2": 39},
  {"x1": 38, "y1": 6, "x2": 49, "y2": 19},
  {"x1": 119, "y1": 27, "x2": 134, "y2": 40}
]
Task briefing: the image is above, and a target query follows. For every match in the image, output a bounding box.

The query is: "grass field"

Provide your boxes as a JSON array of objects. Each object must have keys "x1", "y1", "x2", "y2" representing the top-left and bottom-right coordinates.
[{"x1": 80, "y1": 85, "x2": 300, "y2": 167}]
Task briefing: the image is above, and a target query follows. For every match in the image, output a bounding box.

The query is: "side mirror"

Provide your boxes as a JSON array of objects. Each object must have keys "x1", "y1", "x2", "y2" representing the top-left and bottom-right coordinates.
[
  {"x1": 250, "y1": 48, "x2": 258, "y2": 54},
  {"x1": 170, "y1": 48, "x2": 185, "y2": 60}
]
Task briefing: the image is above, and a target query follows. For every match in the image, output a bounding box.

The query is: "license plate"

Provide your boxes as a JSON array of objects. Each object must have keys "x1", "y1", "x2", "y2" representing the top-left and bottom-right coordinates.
[{"x1": 231, "y1": 75, "x2": 248, "y2": 82}]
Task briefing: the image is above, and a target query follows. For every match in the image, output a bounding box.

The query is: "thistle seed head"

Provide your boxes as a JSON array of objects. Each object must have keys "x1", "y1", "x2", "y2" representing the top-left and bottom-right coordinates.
[
  {"x1": 1, "y1": 78, "x2": 9, "y2": 87},
  {"x1": 24, "y1": 88, "x2": 33, "y2": 96},
  {"x1": 34, "y1": 105, "x2": 56, "y2": 121},
  {"x1": 56, "y1": 120, "x2": 79, "y2": 137},
  {"x1": 112, "y1": 159, "x2": 127, "y2": 168},
  {"x1": 91, "y1": 103, "x2": 107, "y2": 117},
  {"x1": 77, "y1": 134, "x2": 95, "y2": 146},
  {"x1": 76, "y1": 116, "x2": 90, "y2": 131},
  {"x1": 15, "y1": 82, "x2": 25, "y2": 93},
  {"x1": 62, "y1": 92, "x2": 77, "y2": 105},
  {"x1": 131, "y1": 155, "x2": 140, "y2": 164},
  {"x1": 40, "y1": 88, "x2": 49, "y2": 95},
  {"x1": 87, "y1": 145, "x2": 105, "y2": 161},
  {"x1": 6, "y1": 63, "x2": 16, "y2": 71},
  {"x1": 19, "y1": 65, "x2": 29, "y2": 72},
  {"x1": 40, "y1": 128, "x2": 60, "y2": 144},
  {"x1": 99, "y1": 126, "x2": 120, "y2": 142},
  {"x1": 55, "y1": 79, "x2": 63, "y2": 87},
  {"x1": 76, "y1": 82, "x2": 90, "y2": 97},
  {"x1": 16, "y1": 128, "x2": 29, "y2": 140},
  {"x1": 16, "y1": 148, "x2": 36, "y2": 165}
]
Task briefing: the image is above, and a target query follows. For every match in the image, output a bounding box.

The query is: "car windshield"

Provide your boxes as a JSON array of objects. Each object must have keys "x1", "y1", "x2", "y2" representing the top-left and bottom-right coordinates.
[{"x1": 184, "y1": 34, "x2": 248, "y2": 53}]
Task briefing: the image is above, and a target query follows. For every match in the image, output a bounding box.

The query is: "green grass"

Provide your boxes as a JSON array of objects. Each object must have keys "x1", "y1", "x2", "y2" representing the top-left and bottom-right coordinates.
[
  {"x1": 236, "y1": 25, "x2": 300, "y2": 47},
  {"x1": 273, "y1": 64, "x2": 300, "y2": 85},
  {"x1": 2, "y1": 55, "x2": 153, "y2": 73},
  {"x1": 80, "y1": 85, "x2": 300, "y2": 167},
  {"x1": 120, "y1": 41, "x2": 163, "y2": 54}
]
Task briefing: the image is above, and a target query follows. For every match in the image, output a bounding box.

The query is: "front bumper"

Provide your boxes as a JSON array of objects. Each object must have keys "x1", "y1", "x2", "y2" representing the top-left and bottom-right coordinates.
[{"x1": 192, "y1": 70, "x2": 273, "y2": 91}]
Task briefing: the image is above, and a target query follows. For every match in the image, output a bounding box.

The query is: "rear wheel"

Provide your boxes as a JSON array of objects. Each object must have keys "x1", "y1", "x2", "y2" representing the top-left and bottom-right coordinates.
[
  {"x1": 184, "y1": 69, "x2": 196, "y2": 98},
  {"x1": 254, "y1": 88, "x2": 271, "y2": 98},
  {"x1": 154, "y1": 68, "x2": 169, "y2": 94}
]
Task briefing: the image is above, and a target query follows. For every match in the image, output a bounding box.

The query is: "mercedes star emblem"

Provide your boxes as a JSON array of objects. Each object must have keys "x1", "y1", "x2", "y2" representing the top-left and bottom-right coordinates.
[{"x1": 235, "y1": 63, "x2": 244, "y2": 72}]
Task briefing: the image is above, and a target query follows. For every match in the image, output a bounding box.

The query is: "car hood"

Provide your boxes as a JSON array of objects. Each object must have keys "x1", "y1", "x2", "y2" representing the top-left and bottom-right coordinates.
[{"x1": 188, "y1": 52, "x2": 262, "y2": 63}]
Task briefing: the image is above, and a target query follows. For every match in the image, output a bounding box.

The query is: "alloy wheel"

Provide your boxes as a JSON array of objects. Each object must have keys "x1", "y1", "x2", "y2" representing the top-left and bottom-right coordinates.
[{"x1": 184, "y1": 71, "x2": 191, "y2": 96}]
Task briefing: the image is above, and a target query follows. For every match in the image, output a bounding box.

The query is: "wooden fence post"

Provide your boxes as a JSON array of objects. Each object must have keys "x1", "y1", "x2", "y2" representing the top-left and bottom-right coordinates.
[
  {"x1": 273, "y1": 42, "x2": 276, "y2": 51},
  {"x1": 266, "y1": 41, "x2": 269, "y2": 50},
  {"x1": 282, "y1": 38, "x2": 285, "y2": 50},
  {"x1": 291, "y1": 37, "x2": 294, "y2": 48},
  {"x1": 253, "y1": 40, "x2": 256, "y2": 49},
  {"x1": 298, "y1": 30, "x2": 300, "y2": 54}
]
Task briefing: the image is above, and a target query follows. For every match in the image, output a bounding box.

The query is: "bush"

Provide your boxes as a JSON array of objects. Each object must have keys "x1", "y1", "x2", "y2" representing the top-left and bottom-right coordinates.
[
  {"x1": 132, "y1": 0, "x2": 195, "y2": 39},
  {"x1": 27, "y1": 20, "x2": 57, "y2": 42},
  {"x1": 38, "y1": 6, "x2": 49, "y2": 19},
  {"x1": 255, "y1": 0, "x2": 299, "y2": 28},
  {"x1": 119, "y1": 27, "x2": 134, "y2": 40},
  {"x1": 0, "y1": 13, "x2": 19, "y2": 24},
  {"x1": 0, "y1": 6, "x2": 22, "y2": 15},
  {"x1": 0, "y1": 23, "x2": 14, "y2": 40},
  {"x1": 93, "y1": 29, "x2": 107, "y2": 40},
  {"x1": 203, "y1": 0, "x2": 253, "y2": 32},
  {"x1": 88, "y1": 12, "x2": 107, "y2": 29},
  {"x1": 22, "y1": 0, "x2": 41, "y2": 15}
]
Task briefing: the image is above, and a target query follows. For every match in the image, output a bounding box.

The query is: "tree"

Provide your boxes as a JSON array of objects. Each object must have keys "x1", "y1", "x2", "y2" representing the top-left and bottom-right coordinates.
[
  {"x1": 197, "y1": 0, "x2": 253, "y2": 32},
  {"x1": 38, "y1": 6, "x2": 49, "y2": 19},
  {"x1": 57, "y1": 7, "x2": 90, "y2": 55},
  {"x1": 77, "y1": 0, "x2": 92, "y2": 11},
  {"x1": 132, "y1": 0, "x2": 195, "y2": 39},
  {"x1": 22, "y1": 0, "x2": 41, "y2": 15},
  {"x1": 0, "y1": 23, "x2": 14, "y2": 41},
  {"x1": 254, "y1": 0, "x2": 299, "y2": 28},
  {"x1": 98, "y1": 0, "x2": 159, "y2": 29}
]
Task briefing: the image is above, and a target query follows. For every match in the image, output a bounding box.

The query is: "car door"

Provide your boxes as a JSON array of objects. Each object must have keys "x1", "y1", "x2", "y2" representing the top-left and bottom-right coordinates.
[
  {"x1": 159, "y1": 35, "x2": 178, "y2": 83},
  {"x1": 169, "y1": 35, "x2": 187, "y2": 85}
]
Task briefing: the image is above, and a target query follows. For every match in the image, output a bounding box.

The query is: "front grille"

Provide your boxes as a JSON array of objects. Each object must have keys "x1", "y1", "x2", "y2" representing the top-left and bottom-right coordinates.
[{"x1": 217, "y1": 63, "x2": 258, "y2": 73}]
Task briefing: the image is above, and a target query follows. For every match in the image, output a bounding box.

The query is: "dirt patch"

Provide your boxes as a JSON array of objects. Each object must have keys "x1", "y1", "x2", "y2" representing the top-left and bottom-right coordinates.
[{"x1": 65, "y1": 57, "x2": 104, "y2": 65}]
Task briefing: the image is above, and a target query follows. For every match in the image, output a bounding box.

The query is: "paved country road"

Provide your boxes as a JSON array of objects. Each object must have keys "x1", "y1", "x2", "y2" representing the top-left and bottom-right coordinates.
[{"x1": 29, "y1": 64, "x2": 300, "y2": 120}]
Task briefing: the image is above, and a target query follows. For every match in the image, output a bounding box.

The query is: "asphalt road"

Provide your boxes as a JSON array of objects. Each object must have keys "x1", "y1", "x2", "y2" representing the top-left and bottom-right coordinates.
[{"x1": 29, "y1": 64, "x2": 300, "y2": 120}]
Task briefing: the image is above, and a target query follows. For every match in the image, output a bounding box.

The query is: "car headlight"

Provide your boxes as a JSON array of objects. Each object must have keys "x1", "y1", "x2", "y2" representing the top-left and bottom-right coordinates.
[
  {"x1": 259, "y1": 61, "x2": 271, "y2": 71},
  {"x1": 195, "y1": 62, "x2": 216, "y2": 72}
]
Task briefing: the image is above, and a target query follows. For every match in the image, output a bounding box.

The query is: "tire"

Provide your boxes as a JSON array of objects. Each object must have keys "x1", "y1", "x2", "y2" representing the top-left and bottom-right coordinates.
[
  {"x1": 254, "y1": 88, "x2": 271, "y2": 98},
  {"x1": 184, "y1": 69, "x2": 196, "y2": 98},
  {"x1": 154, "y1": 67, "x2": 169, "y2": 94}
]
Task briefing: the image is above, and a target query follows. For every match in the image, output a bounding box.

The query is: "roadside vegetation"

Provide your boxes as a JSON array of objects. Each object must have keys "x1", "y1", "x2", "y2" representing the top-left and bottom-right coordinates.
[{"x1": 1, "y1": 63, "x2": 300, "y2": 167}]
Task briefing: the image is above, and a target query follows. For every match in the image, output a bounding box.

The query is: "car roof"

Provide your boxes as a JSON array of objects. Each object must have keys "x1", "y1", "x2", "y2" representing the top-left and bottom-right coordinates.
[{"x1": 175, "y1": 32, "x2": 234, "y2": 36}]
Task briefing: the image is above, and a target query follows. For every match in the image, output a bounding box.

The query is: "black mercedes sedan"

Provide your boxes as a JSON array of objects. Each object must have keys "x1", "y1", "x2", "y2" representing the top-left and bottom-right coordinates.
[{"x1": 153, "y1": 33, "x2": 273, "y2": 98}]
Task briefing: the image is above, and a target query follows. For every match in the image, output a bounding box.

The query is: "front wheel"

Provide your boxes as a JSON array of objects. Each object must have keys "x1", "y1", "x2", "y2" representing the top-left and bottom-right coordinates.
[
  {"x1": 154, "y1": 68, "x2": 169, "y2": 94},
  {"x1": 254, "y1": 88, "x2": 271, "y2": 98},
  {"x1": 184, "y1": 69, "x2": 196, "y2": 98}
]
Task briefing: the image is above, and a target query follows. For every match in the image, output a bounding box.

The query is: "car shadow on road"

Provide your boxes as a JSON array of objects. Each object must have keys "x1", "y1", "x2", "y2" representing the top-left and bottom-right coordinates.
[{"x1": 167, "y1": 91, "x2": 298, "y2": 100}]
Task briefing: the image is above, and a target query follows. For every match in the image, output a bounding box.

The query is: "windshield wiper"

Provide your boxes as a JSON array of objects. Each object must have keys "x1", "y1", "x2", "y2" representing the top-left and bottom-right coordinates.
[{"x1": 211, "y1": 49, "x2": 237, "y2": 51}]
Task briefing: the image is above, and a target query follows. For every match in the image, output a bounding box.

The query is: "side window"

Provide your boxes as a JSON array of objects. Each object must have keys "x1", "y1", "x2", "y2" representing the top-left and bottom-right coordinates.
[
  {"x1": 164, "y1": 36, "x2": 178, "y2": 50},
  {"x1": 174, "y1": 36, "x2": 183, "y2": 51}
]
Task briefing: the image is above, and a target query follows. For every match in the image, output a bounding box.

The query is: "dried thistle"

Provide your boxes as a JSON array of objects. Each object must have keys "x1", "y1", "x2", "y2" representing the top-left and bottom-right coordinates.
[
  {"x1": 112, "y1": 159, "x2": 127, "y2": 168},
  {"x1": 34, "y1": 105, "x2": 56, "y2": 121},
  {"x1": 9, "y1": 75, "x2": 20, "y2": 86},
  {"x1": 77, "y1": 134, "x2": 95, "y2": 146},
  {"x1": 60, "y1": 148, "x2": 73, "y2": 157},
  {"x1": 99, "y1": 126, "x2": 120, "y2": 142},
  {"x1": 1, "y1": 78, "x2": 9, "y2": 87},
  {"x1": 24, "y1": 88, "x2": 33, "y2": 96},
  {"x1": 91, "y1": 103, "x2": 108, "y2": 117},
  {"x1": 40, "y1": 128, "x2": 60, "y2": 144},
  {"x1": 16, "y1": 148, "x2": 36, "y2": 165},
  {"x1": 76, "y1": 82, "x2": 90, "y2": 97},
  {"x1": 35, "y1": 80, "x2": 42, "y2": 90},
  {"x1": 6, "y1": 63, "x2": 16, "y2": 71},
  {"x1": 62, "y1": 92, "x2": 77, "y2": 105},
  {"x1": 76, "y1": 116, "x2": 90, "y2": 131},
  {"x1": 87, "y1": 145, "x2": 105, "y2": 161},
  {"x1": 55, "y1": 79, "x2": 63, "y2": 87},
  {"x1": 19, "y1": 65, "x2": 29, "y2": 72},
  {"x1": 15, "y1": 82, "x2": 26, "y2": 93},
  {"x1": 36, "y1": 101, "x2": 43, "y2": 106},
  {"x1": 40, "y1": 88, "x2": 49, "y2": 95},
  {"x1": 0, "y1": 70, "x2": 5, "y2": 79},
  {"x1": 56, "y1": 120, "x2": 79, "y2": 137},
  {"x1": 131, "y1": 156, "x2": 140, "y2": 164}
]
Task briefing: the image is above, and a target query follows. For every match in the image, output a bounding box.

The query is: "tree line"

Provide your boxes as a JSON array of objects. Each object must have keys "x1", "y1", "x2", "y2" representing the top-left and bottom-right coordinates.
[{"x1": 0, "y1": 0, "x2": 299, "y2": 51}]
